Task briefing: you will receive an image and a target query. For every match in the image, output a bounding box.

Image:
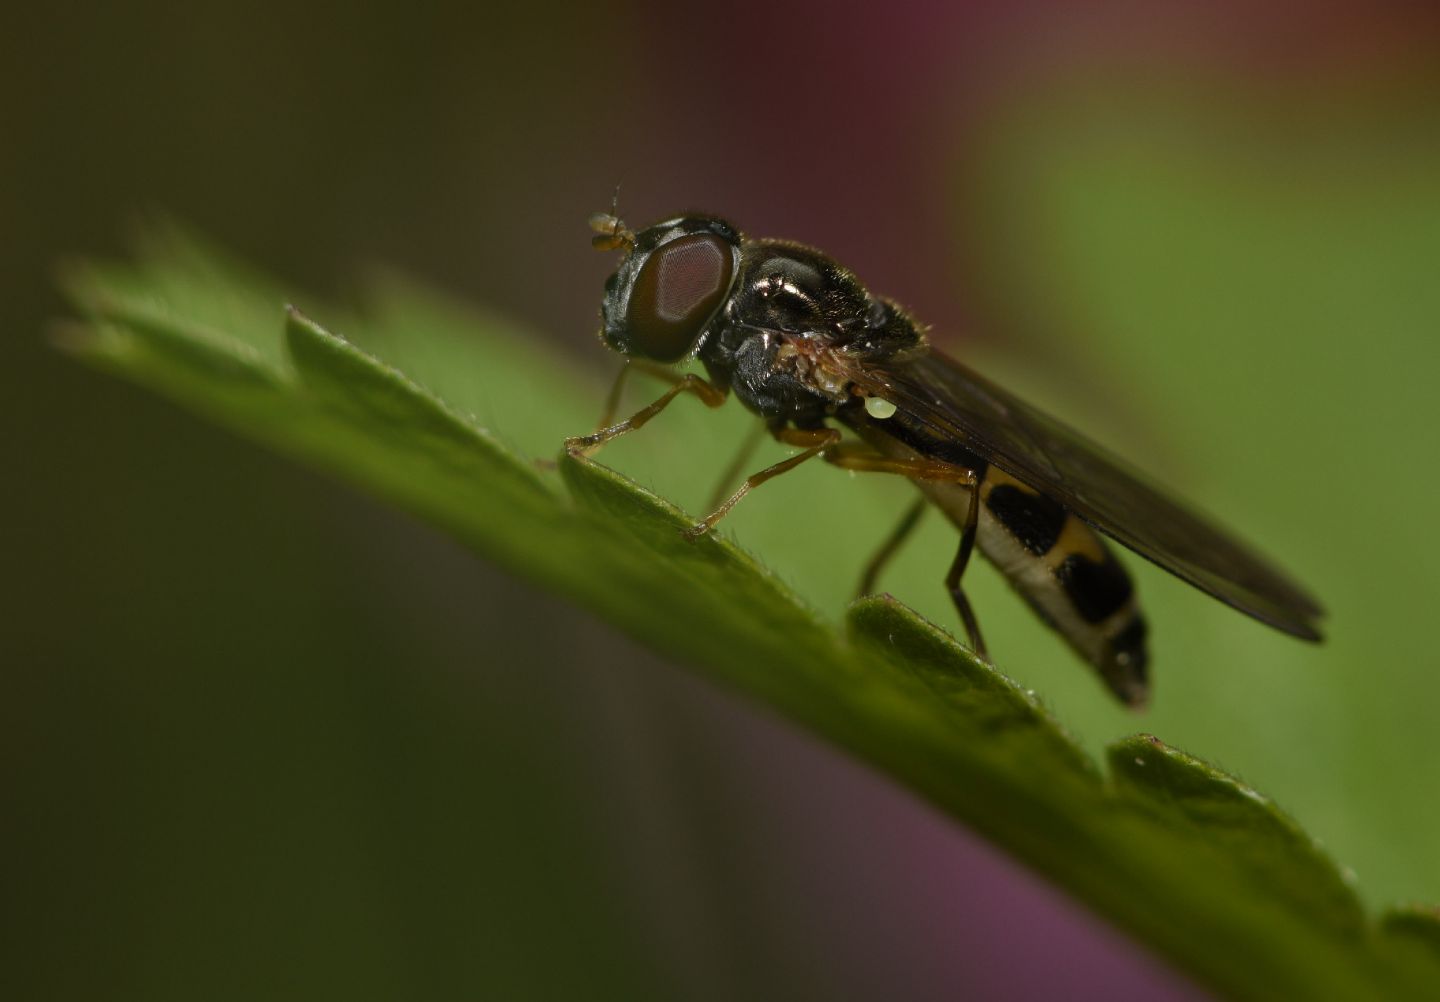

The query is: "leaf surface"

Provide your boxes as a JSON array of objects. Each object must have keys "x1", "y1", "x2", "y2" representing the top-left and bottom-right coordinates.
[{"x1": 58, "y1": 231, "x2": 1440, "y2": 1000}]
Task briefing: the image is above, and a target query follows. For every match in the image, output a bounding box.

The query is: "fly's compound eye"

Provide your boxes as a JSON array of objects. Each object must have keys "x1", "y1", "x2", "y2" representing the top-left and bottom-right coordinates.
[{"x1": 627, "y1": 233, "x2": 734, "y2": 362}]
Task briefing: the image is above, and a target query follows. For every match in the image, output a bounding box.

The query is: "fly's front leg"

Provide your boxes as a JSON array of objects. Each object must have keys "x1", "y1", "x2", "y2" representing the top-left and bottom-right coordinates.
[
  {"x1": 594, "y1": 359, "x2": 635, "y2": 432},
  {"x1": 566, "y1": 363, "x2": 727, "y2": 457}
]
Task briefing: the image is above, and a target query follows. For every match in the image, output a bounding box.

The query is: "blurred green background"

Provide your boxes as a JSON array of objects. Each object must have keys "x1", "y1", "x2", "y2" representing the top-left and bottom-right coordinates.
[{"x1": 6, "y1": 2, "x2": 1439, "y2": 999}]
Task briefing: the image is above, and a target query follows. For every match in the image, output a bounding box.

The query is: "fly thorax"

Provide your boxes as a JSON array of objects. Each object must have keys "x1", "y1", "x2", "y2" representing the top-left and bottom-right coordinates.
[
  {"x1": 774, "y1": 333, "x2": 853, "y2": 401},
  {"x1": 724, "y1": 328, "x2": 850, "y2": 426}
]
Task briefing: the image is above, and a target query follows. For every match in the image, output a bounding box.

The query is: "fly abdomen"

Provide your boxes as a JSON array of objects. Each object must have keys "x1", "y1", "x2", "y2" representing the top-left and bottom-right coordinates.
[
  {"x1": 846, "y1": 410, "x2": 1149, "y2": 704},
  {"x1": 976, "y1": 470, "x2": 1149, "y2": 706}
]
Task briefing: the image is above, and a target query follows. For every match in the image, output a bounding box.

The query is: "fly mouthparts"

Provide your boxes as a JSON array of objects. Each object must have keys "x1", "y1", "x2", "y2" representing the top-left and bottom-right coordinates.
[{"x1": 588, "y1": 212, "x2": 634, "y2": 251}]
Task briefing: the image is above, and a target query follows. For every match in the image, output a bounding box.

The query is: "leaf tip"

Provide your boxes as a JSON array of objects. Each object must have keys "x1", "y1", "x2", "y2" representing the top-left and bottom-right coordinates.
[
  {"x1": 283, "y1": 302, "x2": 338, "y2": 345},
  {"x1": 845, "y1": 596, "x2": 1097, "y2": 776},
  {"x1": 1107, "y1": 733, "x2": 1364, "y2": 932},
  {"x1": 1382, "y1": 903, "x2": 1440, "y2": 961}
]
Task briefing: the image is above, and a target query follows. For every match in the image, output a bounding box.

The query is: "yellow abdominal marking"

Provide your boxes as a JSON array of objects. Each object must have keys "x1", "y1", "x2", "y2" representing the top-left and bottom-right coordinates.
[
  {"x1": 981, "y1": 469, "x2": 1107, "y2": 565},
  {"x1": 1046, "y1": 513, "x2": 1108, "y2": 567}
]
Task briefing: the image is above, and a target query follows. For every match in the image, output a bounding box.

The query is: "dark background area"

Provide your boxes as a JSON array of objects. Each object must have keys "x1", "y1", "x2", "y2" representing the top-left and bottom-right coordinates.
[{"x1": 6, "y1": 2, "x2": 1439, "y2": 999}]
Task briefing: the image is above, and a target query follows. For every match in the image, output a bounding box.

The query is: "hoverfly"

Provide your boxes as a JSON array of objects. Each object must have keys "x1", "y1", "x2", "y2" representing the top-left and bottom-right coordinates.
[{"x1": 567, "y1": 209, "x2": 1323, "y2": 706}]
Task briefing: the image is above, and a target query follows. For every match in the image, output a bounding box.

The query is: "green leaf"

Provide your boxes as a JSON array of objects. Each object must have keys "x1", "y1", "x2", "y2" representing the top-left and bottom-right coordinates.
[{"x1": 57, "y1": 229, "x2": 1440, "y2": 1000}]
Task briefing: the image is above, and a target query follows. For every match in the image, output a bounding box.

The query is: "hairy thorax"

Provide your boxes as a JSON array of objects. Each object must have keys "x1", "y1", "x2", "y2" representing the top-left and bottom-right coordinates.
[{"x1": 698, "y1": 240, "x2": 926, "y2": 428}]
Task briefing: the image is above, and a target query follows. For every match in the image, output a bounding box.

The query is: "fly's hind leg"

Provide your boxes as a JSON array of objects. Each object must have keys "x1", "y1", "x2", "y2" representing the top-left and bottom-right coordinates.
[
  {"x1": 818, "y1": 442, "x2": 987, "y2": 659},
  {"x1": 943, "y1": 472, "x2": 988, "y2": 660},
  {"x1": 686, "y1": 431, "x2": 991, "y2": 660}
]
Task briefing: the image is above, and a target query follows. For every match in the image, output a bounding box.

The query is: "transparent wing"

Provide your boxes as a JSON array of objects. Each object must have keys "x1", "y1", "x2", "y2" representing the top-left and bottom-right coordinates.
[{"x1": 848, "y1": 347, "x2": 1324, "y2": 640}]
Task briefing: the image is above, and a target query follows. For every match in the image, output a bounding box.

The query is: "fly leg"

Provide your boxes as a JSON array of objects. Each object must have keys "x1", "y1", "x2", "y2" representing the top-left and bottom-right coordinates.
[
  {"x1": 685, "y1": 430, "x2": 990, "y2": 660},
  {"x1": 705, "y1": 422, "x2": 767, "y2": 510},
  {"x1": 944, "y1": 472, "x2": 988, "y2": 660},
  {"x1": 567, "y1": 362, "x2": 727, "y2": 457},
  {"x1": 683, "y1": 428, "x2": 839, "y2": 540},
  {"x1": 816, "y1": 442, "x2": 987, "y2": 658},
  {"x1": 856, "y1": 498, "x2": 926, "y2": 598},
  {"x1": 593, "y1": 359, "x2": 635, "y2": 432}
]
